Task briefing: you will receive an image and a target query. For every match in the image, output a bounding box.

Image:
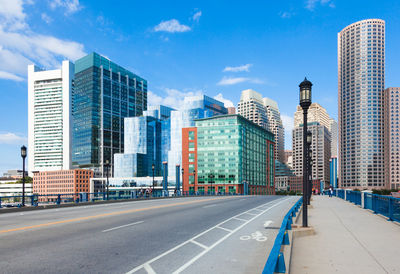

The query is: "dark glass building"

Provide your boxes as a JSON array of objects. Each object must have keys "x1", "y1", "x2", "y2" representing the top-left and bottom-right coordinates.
[{"x1": 72, "y1": 52, "x2": 147, "y2": 175}]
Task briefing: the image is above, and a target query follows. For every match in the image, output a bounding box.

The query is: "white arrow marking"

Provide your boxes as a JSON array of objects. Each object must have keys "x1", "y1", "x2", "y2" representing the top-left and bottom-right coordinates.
[{"x1": 264, "y1": 220, "x2": 273, "y2": 228}]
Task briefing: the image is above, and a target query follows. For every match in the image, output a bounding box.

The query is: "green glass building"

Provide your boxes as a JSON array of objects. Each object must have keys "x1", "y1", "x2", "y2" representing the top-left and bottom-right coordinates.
[
  {"x1": 182, "y1": 114, "x2": 275, "y2": 195},
  {"x1": 72, "y1": 52, "x2": 147, "y2": 175}
]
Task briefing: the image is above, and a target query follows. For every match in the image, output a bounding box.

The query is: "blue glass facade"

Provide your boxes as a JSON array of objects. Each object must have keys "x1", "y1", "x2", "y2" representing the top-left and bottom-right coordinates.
[
  {"x1": 168, "y1": 95, "x2": 228, "y2": 177},
  {"x1": 114, "y1": 116, "x2": 162, "y2": 177},
  {"x1": 330, "y1": 157, "x2": 338, "y2": 188},
  {"x1": 72, "y1": 52, "x2": 147, "y2": 175}
]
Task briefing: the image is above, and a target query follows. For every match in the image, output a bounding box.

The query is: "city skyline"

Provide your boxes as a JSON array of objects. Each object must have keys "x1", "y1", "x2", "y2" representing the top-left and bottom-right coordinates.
[{"x1": 2, "y1": 0, "x2": 400, "y2": 174}]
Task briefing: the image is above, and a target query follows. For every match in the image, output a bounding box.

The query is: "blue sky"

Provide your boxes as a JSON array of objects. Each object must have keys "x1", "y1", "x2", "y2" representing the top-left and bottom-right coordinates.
[{"x1": 1, "y1": 0, "x2": 400, "y2": 175}]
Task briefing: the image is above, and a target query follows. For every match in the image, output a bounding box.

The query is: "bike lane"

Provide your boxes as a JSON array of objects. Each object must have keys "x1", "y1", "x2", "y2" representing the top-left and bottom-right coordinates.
[{"x1": 179, "y1": 196, "x2": 299, "y2": 274}]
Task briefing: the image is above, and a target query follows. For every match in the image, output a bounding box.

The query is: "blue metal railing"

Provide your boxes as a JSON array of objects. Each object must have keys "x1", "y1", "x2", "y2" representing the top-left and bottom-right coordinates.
[
  {"x1": 262, "y1": 197, "x2": 303, "y2": 274},
  {"x1": 363, "y1": 193, "x2": 400, "y2": 222},
  {"x1": 0, "y1": 191, "x2": 244, "y2": 209},
  {"x1": 330, "y1": 190, "x2": 400, "y2": 223}
]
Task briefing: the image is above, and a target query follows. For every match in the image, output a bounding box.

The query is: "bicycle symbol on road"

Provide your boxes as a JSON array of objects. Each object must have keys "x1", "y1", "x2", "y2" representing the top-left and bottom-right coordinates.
[{"x1": 240, "y1": 231, "x2": 267, "y2": 242}]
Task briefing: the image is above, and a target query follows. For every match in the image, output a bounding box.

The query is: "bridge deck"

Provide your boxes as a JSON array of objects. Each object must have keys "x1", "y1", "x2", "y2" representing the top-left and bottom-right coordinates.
[{"x1": 291, "y1": 195, "x2": 400, "y2": 274}]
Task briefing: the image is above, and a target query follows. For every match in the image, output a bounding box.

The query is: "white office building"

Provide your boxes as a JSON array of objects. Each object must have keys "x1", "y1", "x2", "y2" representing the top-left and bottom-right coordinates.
[{"x1": 28, "y1": 61, "x2": 74, "y2": 174}]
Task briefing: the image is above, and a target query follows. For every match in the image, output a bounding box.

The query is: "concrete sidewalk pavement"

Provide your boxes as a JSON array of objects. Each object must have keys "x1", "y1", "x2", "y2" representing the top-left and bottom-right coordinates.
[{"x1": 290, "y1": 195, "x2": 400, "y2": 274}]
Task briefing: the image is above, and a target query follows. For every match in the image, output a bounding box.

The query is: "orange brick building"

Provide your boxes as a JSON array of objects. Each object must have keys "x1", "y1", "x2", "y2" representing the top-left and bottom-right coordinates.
[{"x1": 33, "y1": 169, "x2": 93, "y2": 200}]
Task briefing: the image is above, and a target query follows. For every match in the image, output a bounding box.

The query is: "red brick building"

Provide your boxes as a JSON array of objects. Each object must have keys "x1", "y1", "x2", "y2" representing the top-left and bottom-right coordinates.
[{"x1": 33, "y1": 169, "x2": 93, "y2": 200}]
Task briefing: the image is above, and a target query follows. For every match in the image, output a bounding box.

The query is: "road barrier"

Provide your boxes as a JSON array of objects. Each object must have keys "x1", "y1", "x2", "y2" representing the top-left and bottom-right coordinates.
[
  {"x1": 262, "y1": 197, "x2": 303, "y2": 274},
  {"x1": 327, "y1": 189, "x2": 400, "y2": 223}
]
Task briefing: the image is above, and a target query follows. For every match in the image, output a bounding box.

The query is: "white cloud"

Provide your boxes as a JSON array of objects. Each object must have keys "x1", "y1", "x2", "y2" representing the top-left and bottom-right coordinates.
[
  {"x1": 217, "y1": 76, "x2": 263, "y2": 86},
  {"x1": 50, "y1": 0, "x2": 81, "y2": 15},
  {"x1": 0, "y1": 0, "x2": 86, "y2": 81},
  {"x1": 0, "y1": 132, "x2": 27, "y2": 144},
  {"x1": 281, "y1": 114, "x2": 294, "y2": 149},
  {"x1": 280, "y1": 11, "x2": 293, "y2": 19},
  {"x1": 41, "y1": 13, "x2": 52, "y2": 24},
  {"x1": 0, "y1": 0, "x2": 27, "y2": 30},
  {"x1": 306, "y1": 0, "x2": 335, "y2": 10},
  {"x1": 148, "y1": 88, "x2": 203, "y2": 110},
  {"x1": 223, "y1": 64, "x2": 252, "y2": 72},
  {"x1": 192, "y1": 11, "x2": 202, "y2": 22},
  {"x1": 0, "y1": 71, "x2": 24, "y2": 81},
  {"x1": 154, "y1": 19, "x2": 191, "y2": 33},
  {"x1": 213, "y1": 93, "x2": 234, "y2": 108}
]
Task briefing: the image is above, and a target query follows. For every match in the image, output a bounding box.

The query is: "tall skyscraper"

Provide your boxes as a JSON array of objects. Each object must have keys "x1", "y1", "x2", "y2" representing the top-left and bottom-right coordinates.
[
  {"x1": 237, "y1": 89, "x2": 269, "y2": 129},
  {"x1": 28, "y1": 61, "x2": 74, "y2": 174},
  {"x1": 338, "y1": 19, "x2": 385, "y2": 189},
  {"x1": 263, "y1": 98, "x2": 285, "y2": 162},
  {"x1": 72, "y1": 52, "x2": 147, "y2": 176},
  {"x1": 329, "y1": 119, "x2": 338, "y2": 158},
  {"x1": 237, "y1": 89, "x2": 285, "y2": 162},
  {"x1": 294, "y1": 103, "x2": 331, "y2": 129},
  {"x1": 168, "y1": 95, "x2": 227, "y2": 177},
  {"x1": 384, "y1": 87, "x2": 400, "y2": 190},
  {"x1": 292, "y1": 122, "x2": 331, "y2": 184}
]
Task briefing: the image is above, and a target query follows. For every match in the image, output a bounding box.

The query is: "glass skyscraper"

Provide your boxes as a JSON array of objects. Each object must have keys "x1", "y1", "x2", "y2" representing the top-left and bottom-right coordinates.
[
  {"x1": 182, "y1": 115, "x2": 275, "y2": 195},
  {"x1": 114, "y1": 116, "x2": 161, "y2": 178},
  {"x1": 167, "y1": 95, "x2": 228, "y2": 177},
  {"x1": 72, "y1": 52, "x2": 147, "y2": 175},
  {"x1": 338, "y1": 19, "x2": 385, "y2": 189}
]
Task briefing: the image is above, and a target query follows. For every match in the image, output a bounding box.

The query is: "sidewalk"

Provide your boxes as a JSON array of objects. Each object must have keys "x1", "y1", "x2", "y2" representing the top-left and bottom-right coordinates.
[{"x1": 290, "y1": 195, "x2": 400, "y2": 274}]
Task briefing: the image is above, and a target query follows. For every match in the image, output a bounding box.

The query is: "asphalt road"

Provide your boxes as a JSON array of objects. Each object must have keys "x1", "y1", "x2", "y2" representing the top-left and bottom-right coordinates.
[{"x1": 0, "y1": 195, "x2": 299, "y2": 274}]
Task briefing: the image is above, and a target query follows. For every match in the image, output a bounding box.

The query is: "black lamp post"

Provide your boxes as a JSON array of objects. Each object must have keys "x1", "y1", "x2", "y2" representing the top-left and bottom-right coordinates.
[
  {"x1": 152, "y1": 163, "x2": 155, "y2": 194},
  {"x1": 193, "y1": 169, "x2": 196, "y2": 194},
  {"x1": 21, "y1": 145, "x2": 27, "y2": 207},
  {"x1": 209, "y1": 174, "x2": 214, "y2": 195},
  {"x1": 181, "y1": 168, "x2": 184, "y2": 195},
  {"x1": 299, "y1": 77, "x2": 312, "y2": 227},
  {"x1": 105, "y1": 160, "x2": 110, "y2": 200}
]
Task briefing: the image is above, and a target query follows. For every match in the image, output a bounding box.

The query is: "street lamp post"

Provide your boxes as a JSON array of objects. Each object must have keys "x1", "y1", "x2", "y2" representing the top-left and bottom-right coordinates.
[
  {"x1": 193, "y1": 169, "x2": 196, "y2": 194},
  {"x1": 105, "y1": 160, "x2": 110, "y2": 200},
  {"x1": 299, "y1": 77, "x2": 312, "y2": 227},
  {"x1": 21, "y1": 145, "x2": 27, "y2": 207},
  {"x1": 181, "y1": 168, "x2": 184, "y2": 195},
  {"x1": 152, "y1": 163, "x2": 155, "y2": 195}
]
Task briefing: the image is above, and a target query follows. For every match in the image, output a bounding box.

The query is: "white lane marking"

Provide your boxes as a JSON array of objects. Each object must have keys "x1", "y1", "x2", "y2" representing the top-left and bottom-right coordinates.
[
  {"x1": 102, "y1": 221, "x2": 144, "y2": 233},
  {"x1": 143, "y1": 264, "x2": 156, "y2": 274},
  {"x1": 19, "y1": 213, "x2": 24, "y2": 216},
  {"x1": 240, "y1": 231, "x2": 267, "y2": 242},
  {"x1": 172, "y1": 198, "x2": 290, "y2": 274},
  {"x1": 264, "y1": 220, "x2": 273, "y2": 228},
  {"x1": 216, "y1": 226, "x2": 232, "y2": 232},
  {"x1": 202, "y1": 204, "x2": 217, "y2": 209},
  {"x1": 190, "y1": 240, "x2": 208, "y2": 250},
  {"x1": 126, "y1": 197, "x2": 293, "y2": 274},
  {"x1": 233, "y1": 217, "x2": 247, "y2": 222},
  {"x1": 245, "y1": 212, "x2": 257, "y2": 216}
]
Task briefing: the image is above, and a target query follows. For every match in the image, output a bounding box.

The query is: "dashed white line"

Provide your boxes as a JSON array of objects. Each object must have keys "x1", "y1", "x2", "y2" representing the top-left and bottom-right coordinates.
[
  {"x1": 126, "y1": 197, "x2": 292, "y2": 274},
  {"x1": 102, "y1": 221, "x2": 144, "y2": 233},
  {"x1": 143, "y1": 264, "x2": 156, "y2": 274},
  {"x1": 190, "y1": 240, "x2": 208, "y2": 250},
  {"x1": 216, "y1": 226, "x2": 232, "y2": 232},
  {"x1": 233, "y1": 217, "x2": 247, "y2": 222}
]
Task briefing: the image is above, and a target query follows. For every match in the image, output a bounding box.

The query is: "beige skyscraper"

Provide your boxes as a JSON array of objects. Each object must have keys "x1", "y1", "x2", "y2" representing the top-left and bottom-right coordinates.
[
  {"x1": 384, "y1": 87, "x2": 400, "y2": 190},
  {"x1": 338, "y1": 19, "x2": 385, "y2": 189},
  {"x1": 237, "y1": 89, "x2": 285, "y2": 162}
]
